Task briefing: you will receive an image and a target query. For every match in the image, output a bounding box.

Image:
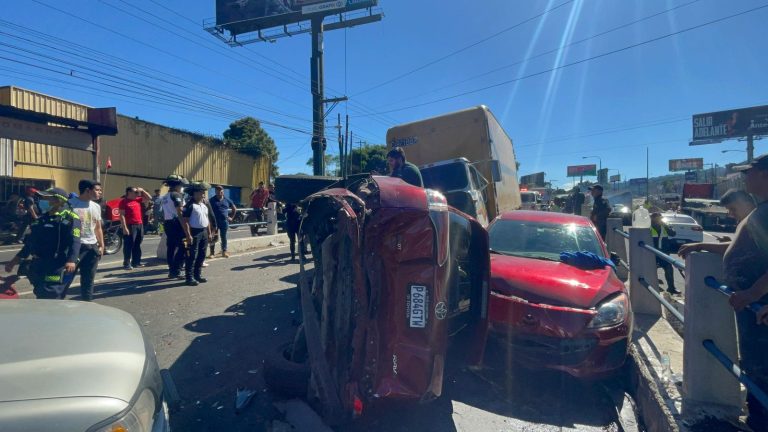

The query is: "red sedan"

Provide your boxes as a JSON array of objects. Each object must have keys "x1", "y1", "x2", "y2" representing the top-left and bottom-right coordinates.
[{"x1": 487, "y1": 211, "x2": 632, "y2": 378}]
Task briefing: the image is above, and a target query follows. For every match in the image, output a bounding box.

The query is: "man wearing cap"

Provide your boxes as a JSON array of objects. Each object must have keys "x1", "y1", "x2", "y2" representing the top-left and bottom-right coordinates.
[
  {"x1": 4, "y1": 187, "x2": 81, "y2": 300},
  {"x1": 208, "y1": 185, "x2": 237, "y2": 258},
  {"x1": 162, "y1": 175, "x2": 188, "y2": 279},
  {"x1": 182, "y1": 182, "x2": 212, "y2": 286},
  {"x1": 570, "y1": 186, "x2": 585, "y2": 216},
  {"x1": 589, "y1": 184, "x2": 610, "y2": 240},
  {"x1": 387, "y1": 147, "x2": 423, "y2": 187},
  {"x1": 69, "y1": 179, "x2": 105, "y2": 301}
]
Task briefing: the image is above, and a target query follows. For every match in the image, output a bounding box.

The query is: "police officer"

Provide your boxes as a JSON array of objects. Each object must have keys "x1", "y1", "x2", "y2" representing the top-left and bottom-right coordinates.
[
  {"x1": 4, "y1": 187, "x2": 81, "y2": 299},
  {"x1": 182, "y1": 182, "x2": 212, "y2": 286},
  {"x1": 650, "y1": 212, "x2": 681, "y2": 295},
  {"x1": 161, "y1": 174, "x2": 188, "y2": 279}
]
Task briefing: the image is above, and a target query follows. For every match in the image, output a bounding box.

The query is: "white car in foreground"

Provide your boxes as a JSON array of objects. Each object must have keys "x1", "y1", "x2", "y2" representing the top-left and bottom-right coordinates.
[{"x1": 662, "y1": 213, "x2": 704, "y2": 248}]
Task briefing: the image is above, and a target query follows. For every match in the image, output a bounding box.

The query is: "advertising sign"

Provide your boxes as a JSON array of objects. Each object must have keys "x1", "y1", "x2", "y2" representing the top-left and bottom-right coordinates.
[
  {"x1": 685, "y1": 171, "x2": 697, "y2": 182},
  {"x1": 691, "y1": 105, "x2": 768, "y2": 144},
  {"x1": 629, "y1": 178, "x2": 648, "y2": 186},
  {"x1": 567, "y1": 164, "x2": 597, "y2": 177},
  {"x1": 216, "y1": 0, "x2": 377, "y2": 34},
  {"x1": 520, "y1": 172, "x2": 545, "y2": 187},
  {"x1": 0, "y1": 116, "x2": 93, "y2": 151},
  {"x1": 609, "y1": 174, "x2": 621, "y2": 183},
  {"x1": 669, "y1": 158, "x2": 704, "y2": 172}
]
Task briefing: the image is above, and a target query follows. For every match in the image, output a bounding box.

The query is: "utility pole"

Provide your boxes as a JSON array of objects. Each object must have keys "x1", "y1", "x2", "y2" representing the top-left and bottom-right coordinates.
[
  {"x1": 310, "y1": 17, "x2": 325, "y2": 176},
  {"x1": 336, "y1": 113, "x2": 343, "y2": 177},
  {"x1": 91, "y1": 136, "x2": 100, "y2": 182},
  {"x1": 646, "y1": 147, "x2": 650, "y2": 203},
  {"x1": 344, "y1": 115, "x2": 350, "y2": 178},
  {"x1": 747, "y1": 134, "x2": 755, "y2": 162}
]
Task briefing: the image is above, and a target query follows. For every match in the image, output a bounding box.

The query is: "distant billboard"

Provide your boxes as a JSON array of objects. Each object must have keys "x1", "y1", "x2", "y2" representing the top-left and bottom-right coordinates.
[
  {"x1": 216, "y1": 0, "x2": 378, "y2": 35},
  {"x1": 669, "y1": 158, "x2": 703, "y2": 172},
  {"x1": 685, "y1": 171, "x2": 697, "y2": 182},
  {"x1": 520, "y1": 172, "x2": 545, "y2": 187},
  {"x1": 691, "y1": 105, "x2": 768, "y2": 144},
  {"x1": 609, "y1": 174, "x2": 621, "y2": 183},
  {"x1": 567, "y1": 164, "x2": 597, "y2": 177},
  {"x1": 629, "y1": 178, "x2": 648, "y2": 186}
]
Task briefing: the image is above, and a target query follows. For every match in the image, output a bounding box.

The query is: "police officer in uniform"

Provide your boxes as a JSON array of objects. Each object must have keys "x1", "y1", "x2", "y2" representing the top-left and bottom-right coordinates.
[
  {"x1": 161, "y1": 175, "x2": 188, "y2": 279},
  {"x1": 5, "y1": 187, "x2": 81, "y2": 299},
  {"x1": 182, "y1": 182, "x2": 212, "y2": 286}
]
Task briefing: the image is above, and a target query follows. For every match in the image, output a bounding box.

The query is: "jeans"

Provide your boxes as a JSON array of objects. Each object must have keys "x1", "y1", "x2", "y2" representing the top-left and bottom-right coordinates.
[
  {"x1": 76, "y1": 243, "x2": 100, "y2": 301},
  {"x1": 185, "y1": 228, "x2": 208, "y2": 280},
  {"x1": 164, "y1": 220, "x2": 186, "y2": 276},
  {"x1": 737, "y1": 309, "x2": 768, "y2": 431},
  {"x1": 123, "y1": 224, "x2": 144, "y2": 267},
  {"x1": 656, "y1": 257, "x2": 676, "y2": 291}
]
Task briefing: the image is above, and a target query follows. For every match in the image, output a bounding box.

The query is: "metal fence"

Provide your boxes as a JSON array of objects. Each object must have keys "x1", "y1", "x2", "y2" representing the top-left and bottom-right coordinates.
[{"x1": 604, "y1": 218, "x2": 767, "y2": 421}]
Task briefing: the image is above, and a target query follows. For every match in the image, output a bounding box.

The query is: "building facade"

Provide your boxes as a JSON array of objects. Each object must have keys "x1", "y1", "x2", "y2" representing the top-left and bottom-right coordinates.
[{"x1": 0, "y1": 86, "x2": 270, "y2": 204}]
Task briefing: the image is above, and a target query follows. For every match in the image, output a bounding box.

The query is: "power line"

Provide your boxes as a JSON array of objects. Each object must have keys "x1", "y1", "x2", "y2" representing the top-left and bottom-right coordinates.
[
  {"x1": 373, "y1": 0, "x2": 703, "y2": 110},
  {"x1": 352, "y1": 0, "x2": 575, "y2": 97},
  {"x1": 354, "y1": 3, "x2": 768, "y2": 117}
]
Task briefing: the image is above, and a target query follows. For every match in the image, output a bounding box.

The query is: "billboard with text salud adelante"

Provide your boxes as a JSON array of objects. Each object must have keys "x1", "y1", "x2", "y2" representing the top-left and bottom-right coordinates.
[
  {"x1": 216, "y1": 0, "x2": 377, "y2": 35},
  {"x1": 691, "y1": 105, "x2": 768, "y2": 144}
]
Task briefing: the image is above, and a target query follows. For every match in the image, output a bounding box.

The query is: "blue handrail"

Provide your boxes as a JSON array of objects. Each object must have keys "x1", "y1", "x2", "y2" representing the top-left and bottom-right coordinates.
[
  {"x1": 702, "y1": 340, "x2": 768, "y2": 410},
  {"x1": 703, "y1": 276, "x2": 764, "y2": 314}
]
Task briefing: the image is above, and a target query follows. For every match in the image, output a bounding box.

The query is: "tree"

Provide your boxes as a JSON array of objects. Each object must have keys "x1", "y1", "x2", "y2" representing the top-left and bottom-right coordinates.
[
  {"x1": 223, "y1": 117, "x2": 279, "y2": 176},
  {"x1": 306, "y1": 154, "x2": 340, "y2": 176},
  {"x1": 347, "y1": 144, "x2": 388, "y2": 174}
]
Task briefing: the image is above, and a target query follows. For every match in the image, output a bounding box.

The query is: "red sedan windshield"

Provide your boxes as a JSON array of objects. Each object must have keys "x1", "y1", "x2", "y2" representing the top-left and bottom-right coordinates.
[{"x1": 489, "y1": 220, "x2": 603, "y2": 260}]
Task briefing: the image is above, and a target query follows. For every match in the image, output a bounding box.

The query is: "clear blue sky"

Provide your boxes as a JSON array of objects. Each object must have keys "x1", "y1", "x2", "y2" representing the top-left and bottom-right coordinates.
[{"x1": 2, "y1": 0, "x2": 767, "y2": 184}]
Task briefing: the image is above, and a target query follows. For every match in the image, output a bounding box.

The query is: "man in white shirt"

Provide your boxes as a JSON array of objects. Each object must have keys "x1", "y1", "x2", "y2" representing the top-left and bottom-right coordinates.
[
  {"x1": 68, "y1": 179, "x2": 105, "y2": 301},
  {"x1": 182, "y1": 182, "x2": 212, "y2": 286}
]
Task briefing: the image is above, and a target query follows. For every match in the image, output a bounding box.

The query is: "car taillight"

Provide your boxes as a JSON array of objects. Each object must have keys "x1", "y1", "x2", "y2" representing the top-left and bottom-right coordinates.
[
  {"x1": 425, "y1": 189, "x2": 448, "y2": 212},
  {"x1": 692, "y1": 226, "x2": 703, "y2": 231}
]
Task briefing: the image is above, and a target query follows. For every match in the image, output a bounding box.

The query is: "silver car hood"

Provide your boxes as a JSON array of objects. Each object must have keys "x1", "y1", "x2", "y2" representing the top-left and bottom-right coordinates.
[{"x1": 0, "y1": 300, "x2": 146, "y2": 404}]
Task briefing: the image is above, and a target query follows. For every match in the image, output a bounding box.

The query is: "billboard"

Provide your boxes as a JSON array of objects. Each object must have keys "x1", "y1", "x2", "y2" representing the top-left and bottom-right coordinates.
[
  {"x1": 629, "y1": 178, "x2": 648, "y2": 186},
  {"x1": 669, "y1": 158, "x2": 704, "y2": 172},
  {"x1": 216, "y1": 0, "x2": 378, "y2": 34},
  {"x1": 685, "y1": 171, "x2": 697, "y2": 182},
  {"x1": 691, "y1": 105, "x2": 768, "y2": 144},
  {"x1": 520, "y1": 172, "x2": 545, "y2": 187},
  {"x1": 567, "y1": 164, "x2": 597, "y2": 177},
  {"x1": 597, "y1": 168, "x2": 608, "y2": 185},
  {"x1": 609, "y1": 174, "x2": 621, "y2": 183}
]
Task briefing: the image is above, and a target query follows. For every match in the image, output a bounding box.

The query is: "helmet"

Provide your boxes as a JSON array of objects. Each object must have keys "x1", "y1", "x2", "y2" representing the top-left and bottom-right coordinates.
[
  {"x1": 186, "y1": 181, "x2": 210, "y2": 192},
  {"x1": 165, "y1": 174, "x2": 188, "y2": 186}
]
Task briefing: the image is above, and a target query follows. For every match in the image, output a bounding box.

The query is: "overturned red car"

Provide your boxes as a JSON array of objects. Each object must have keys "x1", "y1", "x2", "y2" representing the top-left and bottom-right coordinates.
[
  {"x1": 487, "y1": 211, "x2": 632, "y2": 378},
  {"x1": 267, "y1": 174, "x2": 490, "y2": 424}
]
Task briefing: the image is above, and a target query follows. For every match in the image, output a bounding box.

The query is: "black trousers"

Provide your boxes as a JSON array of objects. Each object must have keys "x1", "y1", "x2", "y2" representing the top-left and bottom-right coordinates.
[
  {"x1": 164, "y1": 220, "x2": 186, "y2": 275},
  {"x1": 737, "y1": 309, "x2": 768, "y2": 431},
  {"x1": 75, "y1": 243, "x2": 100, "y2": 301},
  {"x1": 28, "y1": 258, "x2": 72, "y2": 300},
  {"x1": 656, "y1": 257, "x2": 676, "y2": 290},
  {"x1": 185, "y1": 228, "x2": 208, "y2": 280},
  {"x1": 123, "y1": 224, "x2": 144, "y2": 267}
]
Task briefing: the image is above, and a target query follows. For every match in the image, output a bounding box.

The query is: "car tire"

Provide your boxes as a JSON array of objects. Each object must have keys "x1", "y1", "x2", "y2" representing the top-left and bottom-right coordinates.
[{"x1": 263, "y1": 340, "x2": 310, "y2": 398}]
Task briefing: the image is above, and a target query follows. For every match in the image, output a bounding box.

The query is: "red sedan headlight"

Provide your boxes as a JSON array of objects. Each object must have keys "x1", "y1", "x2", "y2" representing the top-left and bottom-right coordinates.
[{"x1": 587, "y1": 293, "x2": 629, "y2": 329}]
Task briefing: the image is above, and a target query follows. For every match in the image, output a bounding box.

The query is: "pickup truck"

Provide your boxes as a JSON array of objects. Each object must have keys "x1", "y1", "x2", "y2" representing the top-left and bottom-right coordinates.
[{"x1": 266, "y1": 174, "x2": 491, "y2": 425}]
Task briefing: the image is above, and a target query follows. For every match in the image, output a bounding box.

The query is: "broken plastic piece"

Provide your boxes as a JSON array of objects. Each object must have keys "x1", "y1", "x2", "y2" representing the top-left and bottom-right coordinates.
[{"x1": 235, "y1": 388, "x2": 257, "y2": 414}]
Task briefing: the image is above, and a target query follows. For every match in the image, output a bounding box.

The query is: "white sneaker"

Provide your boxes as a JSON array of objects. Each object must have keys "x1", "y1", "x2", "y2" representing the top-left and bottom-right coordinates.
[{"x1": 202, "y1": 262, "x2": 209, "y2": 267}]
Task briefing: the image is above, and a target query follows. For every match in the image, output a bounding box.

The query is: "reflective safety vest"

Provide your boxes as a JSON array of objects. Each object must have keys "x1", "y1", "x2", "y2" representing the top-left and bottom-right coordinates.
[{"x1": 650, "y1": 225, "x2": 669, "y2": 239}]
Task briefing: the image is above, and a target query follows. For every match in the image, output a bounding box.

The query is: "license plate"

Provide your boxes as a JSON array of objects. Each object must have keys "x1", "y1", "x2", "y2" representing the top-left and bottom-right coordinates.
[{"x1": 408, "y1": 285, "x2": 428, "y2": 328}]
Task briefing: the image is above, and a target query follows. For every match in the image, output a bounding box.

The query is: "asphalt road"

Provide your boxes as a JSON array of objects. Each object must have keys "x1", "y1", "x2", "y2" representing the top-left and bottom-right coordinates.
[{"x1": 10, "y1": 244, "x2": 623, "y2": 431}]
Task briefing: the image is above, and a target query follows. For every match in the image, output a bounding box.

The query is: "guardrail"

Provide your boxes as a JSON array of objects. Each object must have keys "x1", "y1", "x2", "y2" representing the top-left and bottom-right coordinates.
[{"x1": 605, "y1": 218, "x2": 767, "y2": 423}]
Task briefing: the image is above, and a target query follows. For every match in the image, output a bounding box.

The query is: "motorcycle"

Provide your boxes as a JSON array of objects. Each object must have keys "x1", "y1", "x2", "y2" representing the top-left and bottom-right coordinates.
[{"x1": 103, "y1": 221, "x2": 123, "y2": 255}]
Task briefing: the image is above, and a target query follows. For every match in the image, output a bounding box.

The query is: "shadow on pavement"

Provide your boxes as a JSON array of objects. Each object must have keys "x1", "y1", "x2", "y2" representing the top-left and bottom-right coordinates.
[{"x1": 230, "y1": 253, "x2": 292, "y2": 272}]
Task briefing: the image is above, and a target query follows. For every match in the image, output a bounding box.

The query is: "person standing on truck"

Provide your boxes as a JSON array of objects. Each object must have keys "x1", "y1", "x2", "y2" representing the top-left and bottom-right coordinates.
[
  {"x1": 589, "y1": 185, "x2": 611, "y2": 240},
  {"x1": 387, "y1": 147, "x2": 423, "y2": 187},
  {"x1": 650, "y1": 212, "x2": 681, "y2": 295},
  {"x1": 4, "y1": 187, "x2": 81, "y2": 299},
  {"x1": 162, "y1": 175, "x2": 188, "y2": 279}
]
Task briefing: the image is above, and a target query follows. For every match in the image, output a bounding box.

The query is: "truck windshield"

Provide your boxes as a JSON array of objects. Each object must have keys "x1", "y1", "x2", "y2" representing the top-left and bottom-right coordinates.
[
  {"x1": 521, "y1": 193, "x2": 536, "y2": 203},
  {"x1": 420, "y1": 163, "x2": 469, "y2": 192}
]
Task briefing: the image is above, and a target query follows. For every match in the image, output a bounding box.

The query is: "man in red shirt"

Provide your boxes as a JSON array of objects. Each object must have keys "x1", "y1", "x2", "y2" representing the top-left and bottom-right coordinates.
[
  {"x1": 119, "y1": 186, "x2": 152, "y2": 270},
  {"x1": 250, "y1": 181, "x2": 270, "y2": 223}
]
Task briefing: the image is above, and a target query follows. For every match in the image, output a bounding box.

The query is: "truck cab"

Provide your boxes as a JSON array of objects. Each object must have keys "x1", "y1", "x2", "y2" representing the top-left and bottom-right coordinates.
[{"x1": 420, "y1": 158, "x2": 494, "y2": 226}]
